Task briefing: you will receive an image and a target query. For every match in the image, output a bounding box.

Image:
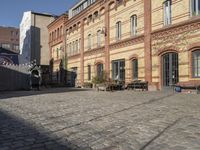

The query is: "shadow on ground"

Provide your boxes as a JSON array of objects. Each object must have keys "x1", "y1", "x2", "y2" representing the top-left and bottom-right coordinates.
[
  {"x1": 0, "y1": 88, "x2": 93, "y2": 100},
  {"x1": 0, "y1": 109, "x2": 88, "y2": 150}
]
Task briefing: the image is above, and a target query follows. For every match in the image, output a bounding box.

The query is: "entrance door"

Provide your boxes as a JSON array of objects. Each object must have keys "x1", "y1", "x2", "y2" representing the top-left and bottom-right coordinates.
[{"x1": 162, "y1": 52, "x2": 179, "y2": 87}]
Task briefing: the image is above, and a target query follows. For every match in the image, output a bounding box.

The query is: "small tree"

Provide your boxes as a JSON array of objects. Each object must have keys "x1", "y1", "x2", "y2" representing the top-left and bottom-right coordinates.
[{"x1": 92, "y1": 70, "x2": 107, "y2": 85}]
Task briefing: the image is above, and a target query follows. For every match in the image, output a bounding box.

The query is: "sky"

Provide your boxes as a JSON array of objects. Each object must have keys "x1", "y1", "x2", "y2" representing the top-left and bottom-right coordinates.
[{"x1": 0, "y1": 0, "x2": 79, "y2": 28}]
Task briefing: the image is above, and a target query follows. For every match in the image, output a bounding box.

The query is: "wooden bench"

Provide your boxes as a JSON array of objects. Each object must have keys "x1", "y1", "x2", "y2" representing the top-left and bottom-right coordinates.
[
  {"x1": 126, "y1": 80, "x2": 148, "y2": 91},
  {"x1": 175, "y1": 81, "x2": 200, "y2": 94}
]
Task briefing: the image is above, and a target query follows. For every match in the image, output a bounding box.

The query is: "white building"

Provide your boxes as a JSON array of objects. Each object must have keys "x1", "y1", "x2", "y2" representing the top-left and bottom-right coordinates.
[{"x1": 20, "y1": 11, "x2": 56, "y2": 66}]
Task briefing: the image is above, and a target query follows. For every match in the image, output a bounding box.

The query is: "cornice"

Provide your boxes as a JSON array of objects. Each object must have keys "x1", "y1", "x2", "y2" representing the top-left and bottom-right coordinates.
[
  {"x1": 152, "y1": 16, "x2": 200, "y2": 39},
  {"x1": 109, "y1": 35, "x2": 144, "y2": 50},
  {"x1": 84, "y1": 46, "x2": 105, "y2": 56},
  {"x1": 68, "y1": 53, "x2": 81, "y2": 60}
]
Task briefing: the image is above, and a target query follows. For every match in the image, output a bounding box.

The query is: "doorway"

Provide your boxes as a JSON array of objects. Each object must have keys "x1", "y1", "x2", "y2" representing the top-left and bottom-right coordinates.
[{"x1": 162, "y1": 52, "x2": 179, "y2": 87}]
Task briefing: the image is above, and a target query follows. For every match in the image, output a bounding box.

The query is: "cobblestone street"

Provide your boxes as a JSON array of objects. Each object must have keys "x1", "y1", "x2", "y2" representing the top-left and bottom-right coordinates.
[{"x1": 0, "y1": 88, "x2": 200, "y2": 150}]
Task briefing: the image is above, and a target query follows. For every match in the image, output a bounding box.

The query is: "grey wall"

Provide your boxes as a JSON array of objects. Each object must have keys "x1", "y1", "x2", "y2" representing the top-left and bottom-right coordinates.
[{"x1": 0, "y1": 65, "x2": 30, "y2": 91}]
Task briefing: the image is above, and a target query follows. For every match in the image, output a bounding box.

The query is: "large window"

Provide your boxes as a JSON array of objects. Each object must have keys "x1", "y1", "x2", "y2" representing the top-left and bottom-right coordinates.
[
  {"x1": 116, "y1": 21, "x2": 122, "y2": 41},
  {"x1": 112, "y1": 59, "x2": 125, "y2": 81},
  {"x1": 192, "y1": 50, "x2": 200, "y2": 78},
  {"x1": 88, "y1": 34, "x2": 92, "y2": 49},
  {"x1": 88, "y1": 65, "x2": 91, "y2": 80},
  {"x1": 131, "y1": 15, "x2": 137, "y2": 36},
  {"x1": 132, "y1": 59, "x2": 138, "y2": 80},
  {"x1": 191, "y1": 0, "x2": 200, "y2": 16},
  {"x1": 163, "y1": 0, "x2": 171, "y2": 25},
  {"x1": 97, "y1": 30, "x2": 101, "y2": 47},
  {"x1": 97, "y1": 63, "x2": 103, "y2": 79}
]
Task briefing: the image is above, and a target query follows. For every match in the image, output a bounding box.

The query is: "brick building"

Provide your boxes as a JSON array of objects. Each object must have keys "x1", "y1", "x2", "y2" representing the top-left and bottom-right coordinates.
[
  {"x1": 49, "y1": 0, "x2": 200, "y2": 89},
  {"x1": 48, "y1": 13, "x2": 68, "y2": 83},
  {"x1": 0, "y1": 26, "x2": 19, "y2": 53}
]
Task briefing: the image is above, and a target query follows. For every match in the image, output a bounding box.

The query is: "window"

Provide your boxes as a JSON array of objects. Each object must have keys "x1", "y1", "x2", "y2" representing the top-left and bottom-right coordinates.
[
  {"x1": 57, "y1": 28, "x2": 60, "y2": 37},
  {"x1": 116, "y1": 21, "x2": 122, "y2": 40},
  {"x1": 94, "y1": 11, "x2": 99, "y2": 19},
  {"x1": 78, "y1": 38, "x2": 81, "y2": 52},
  {"x1": 88, "y1": 34, "x2": 92, "y2": 49},
  {"x1": 13, "y1": 44, "x2": 19, "y2": 51},
  {"x1": 69, "y1": 43, "x2": 72, "y2": 56},
  {"x1": 191, "y1": 0, "x2": 200, "y2": 16},
  {"x1": 131, "y1": 15, "x2": 137, "y2": 36},
  {"x1": 112, "y1": 59, "x2": 125, "y2": 81},
  {"x1": 163, "y1": 0, "x2": 172, "y2": 25},
  {"x1": 73, "y1": 41, "x2": 75, "y2": 54},
  {"x1": 11, "y1": 31, "x2": 14, "y2": 36},
  {"x1": 132, "y1": 59, "x2": 138, "y2": 80},
  {"x1": 88, "y1": 65, "x2": 91, "y2": 80},
  {"x1": 76, "y1": 40, "x2": 78, "y2": 53},
  {"x1": 192, "y1": 50, "x2": 200, "y2": 77},
  {"x1": 1, "y1": 43, "x2": 10, "y2": 49},
  {"x1": 97, "y1": 30, "x2": 101, "y2": 47},
  {"x1": 56, "y1": 48, "x2": 59, "y2": 59},
  {"x1": 97, "y1": 63, "x2": 103, "y2": 79},
  {"x1": 60, "y1": 26, "x2": 63, "y2": 35},
  {"x1": 49, "y1": 34, "x2": 51, "y2": 41}
]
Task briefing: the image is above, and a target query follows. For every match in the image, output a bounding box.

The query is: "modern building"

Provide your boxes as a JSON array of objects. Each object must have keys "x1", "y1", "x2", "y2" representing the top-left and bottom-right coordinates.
[
  {"x1": 48, "y1": 13, "x2": 68, "y2": 83},
  {"x1": 49, "y1": 0, "x2": 200, "y2": 89},
  {"x1": 0, "y1": 26, "x2": 19, "y2": 53},
  {"x1": 20, "y1": 11, "x2": 56, "y2": 66}
]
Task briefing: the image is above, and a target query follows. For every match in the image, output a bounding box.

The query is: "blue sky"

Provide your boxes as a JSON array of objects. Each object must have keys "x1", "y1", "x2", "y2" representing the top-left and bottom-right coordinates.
[{"x1": 0, "y1": 0, "x2": 79, "y2": 28}]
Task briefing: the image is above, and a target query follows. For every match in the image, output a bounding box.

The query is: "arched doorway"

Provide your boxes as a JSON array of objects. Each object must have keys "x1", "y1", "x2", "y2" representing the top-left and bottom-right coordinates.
[{"x1": 162, "y1": 52, "x2": 179, "y2": 87}]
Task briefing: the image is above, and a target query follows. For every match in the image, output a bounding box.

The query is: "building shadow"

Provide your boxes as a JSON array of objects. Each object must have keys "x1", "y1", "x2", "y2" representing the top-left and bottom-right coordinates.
[
  {"x1": 0, "y1": 65, "x2": 92, "y2": 99},
  {"x1": 0, "y1": 88, "x2": 93, "y2": 100},
  {"x1": 0, "y1": 109, "x2": 87, "y2": 149}
]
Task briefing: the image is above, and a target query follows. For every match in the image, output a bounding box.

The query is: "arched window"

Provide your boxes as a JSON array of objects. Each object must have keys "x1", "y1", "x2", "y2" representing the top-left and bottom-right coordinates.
[
  {"x1": 116, "y1": 21, "x2": 121, "y2": 40},
  {"x1": 78, "y1": 38, "x2": 81, "y2": 52},
  {"x1": 191, "y1": 0, "x2": 200, "y2": 16},
  {"x1": 88, "y1": 65, "x2": 91, "y2": 80},
  {"x1": 132, "y1": 59, "x2": 138, "y2": 80},
  {"x1": 50, "y1": 33, "x2": 52, "y2": 41},
  {"x1": 56, "y1": 48, "x2": 59, "y2": 59},
  {"x1": 97, "y1": 30, "x2": 101, "y2": 47},
  {"x1": 97, "y1": 63, "x2": 103, "y2": 79},
  {"x1": 57, "y1": 28, "x2": 59, "y2": 37},
  {"x1": 55, "y1": 30, "x2": 57, "y2": 39},
  {"x1": 192, "y1": 50, "x2": 200, "y2": 77},
  {"x1": 76, "y1": 40, "x2": 78, "y2": 53},
  {"x1": 60, "y1": 26, "x2": 63, "y2": 35},
  {"x1": 163, "y1": 0, "x2": 172, "y2": 25},
  {"x1": 73, "y1": 41, "x2": 75, "y2": 54},
  {"x1": 52, "y1": 32, "x2": 54, "y2": 40},
  {"x1": 131, "y1": 15, "x2": 137, "y2": 36},
  {"x1": 69, "y1": 43, "x2": 72, "y2": 56},
  {"x1": 88, "y1": 34, "x2": 92, "y2": 49}
]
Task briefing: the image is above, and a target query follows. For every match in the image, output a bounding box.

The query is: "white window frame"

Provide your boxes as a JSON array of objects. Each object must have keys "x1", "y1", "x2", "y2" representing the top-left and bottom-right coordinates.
[
  {"x1": 163, "y1": 0, "x2": 172, "y2": 25},
  {"x1": 131, "y1": 15, "x2": 137, "y2": 36},
  {"x1": 88, "y1": 34, "x2": 92, "y2": 49},
  {"x1": 97, "y1": 30, "x2": 101, "y2": 47},
  {"x1": 116, "y1": 21, "x2": 122, "y2": 41}
]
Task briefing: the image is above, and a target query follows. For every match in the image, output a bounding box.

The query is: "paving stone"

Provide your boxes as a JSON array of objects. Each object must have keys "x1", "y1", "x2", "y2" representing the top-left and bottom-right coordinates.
[{"x1": 0, "y1": 88, "x2": 200, "y2": 149}]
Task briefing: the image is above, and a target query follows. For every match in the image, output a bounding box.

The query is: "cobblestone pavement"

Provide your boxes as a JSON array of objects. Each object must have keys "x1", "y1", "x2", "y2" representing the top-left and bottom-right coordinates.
[{"x1": 0, "y1": 88, "x2": 200, "y2": 150}]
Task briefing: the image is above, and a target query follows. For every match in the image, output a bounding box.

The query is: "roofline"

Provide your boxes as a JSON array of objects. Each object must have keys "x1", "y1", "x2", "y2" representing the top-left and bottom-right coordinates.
[
  {"x1": 31, "y1": 11, "x2": 58, "y2": 18},
  {"x1": 0, "y1": 26, "x2": 19, "y2": 29},
  {"x1": 47, "y1": 13, "x2": 68, "y2": 29}
]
